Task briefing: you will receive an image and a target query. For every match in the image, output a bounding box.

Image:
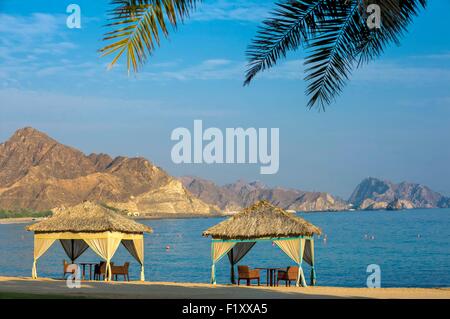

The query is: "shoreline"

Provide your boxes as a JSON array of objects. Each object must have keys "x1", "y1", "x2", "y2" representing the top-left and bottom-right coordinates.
[
  {"x1": 134, "y1": 213, "x2": 227, "y2": 221},
  {"x1": 0, "y1": 276, "x2": 448, "y2": 299},
  {"x1": 1, "y1": 207, "x2": 448, "y2": 225},
  {"x1": 0, "y1": 214, "x2": 226, "y2": 225},
  {"x1": 0, "y1": 217, "x2": 45, "y2": 225}
]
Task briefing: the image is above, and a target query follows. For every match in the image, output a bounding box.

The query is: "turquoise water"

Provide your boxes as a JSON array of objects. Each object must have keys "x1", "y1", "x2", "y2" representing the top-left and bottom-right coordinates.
[{"x1": 0, "y1": 209, "x2": 449, "y2": 287}]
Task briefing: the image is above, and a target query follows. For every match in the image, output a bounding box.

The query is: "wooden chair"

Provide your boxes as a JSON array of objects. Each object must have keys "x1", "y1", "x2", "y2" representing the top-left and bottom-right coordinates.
[
  {"x1": 111, "y1": 262, "x2": 130, "y2": 281},
  {"x1": 276, "y1": 266, "x2": 299, "y2": 287},
  {"x1": 237, "y1": 265, "x2": 260, "y2": 286},
  {"x1": 63, "y1": 260, "x2": 75, "y2": 277},
  {"x1": 94, "y1": 261, "x2": 114, "y2": 280}
]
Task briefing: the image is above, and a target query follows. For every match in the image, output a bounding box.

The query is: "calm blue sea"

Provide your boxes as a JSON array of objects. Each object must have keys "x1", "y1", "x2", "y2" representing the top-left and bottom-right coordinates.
[{"x1": 0, "y1": 209, "x2": 449, "y2": 288}]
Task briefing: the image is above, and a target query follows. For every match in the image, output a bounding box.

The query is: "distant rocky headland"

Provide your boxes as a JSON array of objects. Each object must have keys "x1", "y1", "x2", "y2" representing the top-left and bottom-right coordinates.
[
  {"x1": 0, "y1": 127, "x2": 449, "y2": 218},
  {"x1": 180, "y1": 177, "x2": 349, "y2": 213},
  {"x1": 348, "y1": 177, "x2": 450, "y2": 211},
  {"x1": 181, "y1": 176, "x2": 450, "y2": 213}
]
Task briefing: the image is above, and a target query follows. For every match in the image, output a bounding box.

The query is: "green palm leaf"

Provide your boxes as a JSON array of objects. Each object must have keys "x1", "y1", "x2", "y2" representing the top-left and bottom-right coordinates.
[{"x1": 100, "y1": 0, "x2": 198, "y2": 73}]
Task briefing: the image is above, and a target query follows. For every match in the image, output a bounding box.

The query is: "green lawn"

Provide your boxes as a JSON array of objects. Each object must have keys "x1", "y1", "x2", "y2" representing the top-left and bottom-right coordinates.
[{"x1": 0, "y1": 210, "x2": 52, "y2": 219}]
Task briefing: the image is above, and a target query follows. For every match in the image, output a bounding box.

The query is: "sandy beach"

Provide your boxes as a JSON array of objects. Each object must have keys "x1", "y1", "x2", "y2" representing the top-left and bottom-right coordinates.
[{"x1": 0, "y1": 276, "x2": 448, "y2": 299}]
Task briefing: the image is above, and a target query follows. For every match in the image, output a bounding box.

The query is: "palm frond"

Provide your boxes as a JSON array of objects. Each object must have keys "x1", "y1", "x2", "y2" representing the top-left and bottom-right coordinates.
[
  {"x1": 304, "y1": 0, "x2": 365, "y2": 109},
  {"x1": 244, "y1": 0, "x2": 331, "y2": 86},
  {"x1": 245, "y1": 0, "x2": 427, "y2": 109},
  {"x1": 100, "y1": 0, "x2": 198, "y2": 73},
  {"x1": 356, "y1": 0, "x2": 427, "y2": 66}
]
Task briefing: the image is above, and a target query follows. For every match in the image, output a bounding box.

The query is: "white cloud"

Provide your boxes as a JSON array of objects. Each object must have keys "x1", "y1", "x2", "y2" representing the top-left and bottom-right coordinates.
[
  {"x1": 35, "y1": 66, "x2": 68, "y2": 77},
  {"x1": 141, "y1": 58, "x2": 244, "y2": 81},
  {"x1": 2, "y1": 11, "x2": 449, "y2": 90},
  {"x1": 396, "y1": 96, "x2": 450, "y2": 108},
  {"x1": 352, "y1": 62, "x2": 450, "y2": 84},
  {"x1": 0, "y1": 88, "x2": 237, "y2": 120},
  {"x1": 136, "y1": 54, "x2": 450, "y2": 88},
  {"x1": 0, "y1": 13, "x2": 79, "y2": 84},
  {"x1": 0, "y1": 13, "x2": 62, "y2": 37},
  {"x1": 0, "y1": 87, "x2": 163, "y2": 115},
  {"x1": 258, "y1": 59, "x2": 304, "y2": 80},
  {"x1": 139, "y1": 58, "x2": 305, "y2": 82},
  {"x1": 410, "y1": 52, "x2": 450, "y2": 60},
  {"x1": 191, "y1": 0, "x2": 273, "y2": 22}
]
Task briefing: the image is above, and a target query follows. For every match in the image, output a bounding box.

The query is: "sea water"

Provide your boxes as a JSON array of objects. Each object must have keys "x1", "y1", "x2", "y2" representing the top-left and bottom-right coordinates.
[{"x1": 0, "y1": 209, "x2": 448, "y2": 287}]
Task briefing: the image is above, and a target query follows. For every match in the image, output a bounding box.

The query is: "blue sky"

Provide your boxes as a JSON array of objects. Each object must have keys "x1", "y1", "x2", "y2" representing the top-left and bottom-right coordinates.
[{"x1": 0, "y1": 0, "x2": 449, "y2": 198}]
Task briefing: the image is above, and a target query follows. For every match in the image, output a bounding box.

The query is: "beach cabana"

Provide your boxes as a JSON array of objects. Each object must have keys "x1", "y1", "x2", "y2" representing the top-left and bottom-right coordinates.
[
  {"x1": 26, "y1": 201, "x2": 152, "y2": 281},
  {"x1": 203, "y1": 201, "x2": 322, "y2": 287}
]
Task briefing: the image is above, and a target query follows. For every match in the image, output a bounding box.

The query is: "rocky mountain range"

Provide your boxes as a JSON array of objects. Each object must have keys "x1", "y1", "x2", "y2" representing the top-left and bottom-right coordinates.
[
  {"x1": 1, "y1": 128, "x2": 448, "y2": 215},
  {"x1": 181, "y1": 176, "x2": 450, "y2": 212},
  {"x1": 348, "y1": 177, "x2": 450, "y2": 210},
  {"x1": 0, "y1": 127, "x2": 220, "y2": 216},
  {"x1": 180, "y1": 177, "x2": 350, "y2": 212}
]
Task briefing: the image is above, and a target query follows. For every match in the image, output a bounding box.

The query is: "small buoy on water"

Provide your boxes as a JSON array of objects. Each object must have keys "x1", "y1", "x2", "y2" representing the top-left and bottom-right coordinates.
[{"x1": 166, "y1": 245, "x2": 171, "y2": 251}]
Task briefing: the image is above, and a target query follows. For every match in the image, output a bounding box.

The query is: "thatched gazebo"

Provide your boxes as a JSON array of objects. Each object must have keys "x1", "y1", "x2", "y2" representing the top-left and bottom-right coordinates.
[
  {"x1": 26, "y1": 201, "x2": 152, "y2": 281},
  {"x1": 203, "y1": 200, "x2": 322, "y2": 287}
]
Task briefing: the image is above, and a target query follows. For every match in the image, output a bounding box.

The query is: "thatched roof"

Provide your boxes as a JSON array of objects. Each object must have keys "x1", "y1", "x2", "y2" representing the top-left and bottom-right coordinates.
[
  {"x1": 26, "y1": 201, "x2": 152, "y2": 234},
  {"x1": 203, "y1": 200, "x2": 321, "y2": 239}
]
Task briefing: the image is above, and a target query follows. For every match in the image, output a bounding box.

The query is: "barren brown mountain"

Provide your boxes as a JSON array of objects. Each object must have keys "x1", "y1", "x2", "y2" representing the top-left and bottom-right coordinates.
[
  {"x1": 0, "y1": 128, "x2": 220, "y2": 216},
  {"x1": 181, "y1": 177, "x2": 349, "y2": 212}
]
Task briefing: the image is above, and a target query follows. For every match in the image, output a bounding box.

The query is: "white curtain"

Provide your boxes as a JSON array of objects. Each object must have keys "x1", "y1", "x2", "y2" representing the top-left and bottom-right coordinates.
[
  {"x1": 60, "y1": 239, "x2": 89, "y2": 263},
  {"x1": 274, "y1": 239, "x2": 301, "y2": 263},
  {"x1": 32, "y1": 237, "x2": 56, "y2": 279},
  {"x1": 210, "y1": 241, "x2": 236, "y2": 284},
  {"x1": 274, "y1": 238, "x2": 307, "y2": 287},
  {"x1": 227, "y1": 242, "x2": 256, "y2": 284},
  {"x1": 122, "y1": 238, "x2": 145, "y2": 281},
  {"x1": 84, "y1": 236, "x2": 122, "y2": 281}
]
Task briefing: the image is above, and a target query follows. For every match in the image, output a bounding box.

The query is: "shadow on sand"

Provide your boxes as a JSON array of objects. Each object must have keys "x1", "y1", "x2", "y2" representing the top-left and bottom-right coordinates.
[{"x1": 0, "y1": 277, "x2": 362, "y2": 299}]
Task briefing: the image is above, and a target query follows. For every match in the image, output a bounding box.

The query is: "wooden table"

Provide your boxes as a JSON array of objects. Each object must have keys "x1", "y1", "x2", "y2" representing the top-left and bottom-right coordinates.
[
  {"x1": 79, "y1": 262, "x2": 97, "y2": 280},
  {"x1": 256, "y1": 267, "x2": 284, "y2": 287}
]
